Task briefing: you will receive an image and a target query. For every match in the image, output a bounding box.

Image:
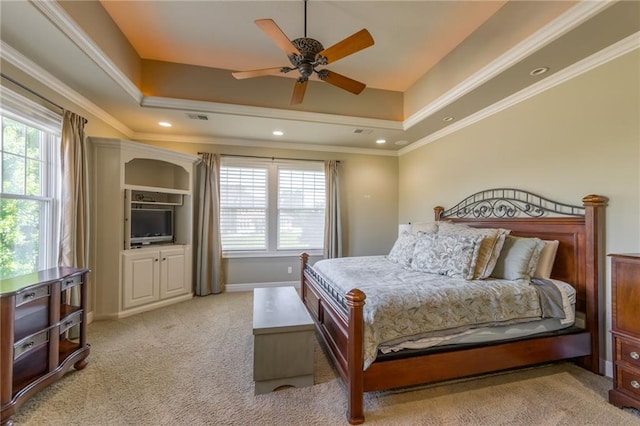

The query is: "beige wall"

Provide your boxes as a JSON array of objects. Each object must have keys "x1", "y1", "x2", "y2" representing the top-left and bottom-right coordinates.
[
  {"x1": 399, "y1": 50, "x2": 640, "y2": 368},
  {"x1": 134, "y1": 140, "x2": 399, "y2": 284}
]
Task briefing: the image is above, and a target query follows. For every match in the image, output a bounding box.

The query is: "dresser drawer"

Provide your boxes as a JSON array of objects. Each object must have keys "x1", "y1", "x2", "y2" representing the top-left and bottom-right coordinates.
[
  {"x1": 61, "y1": 274, "x2": 83, "y2": 290},
  {"x1": 616, "y1": 365, "x2": 640, "y2": 399},
  {"x1": 60, "y1": 310, "x2": 83, "y2": 333},
  {"x1": 13, "y1": 328, "x2": 51, "y2": 361},
  {"x1": 617, "y1": 337, "x2": 640, "y2": 368},
  {"x1": 15, "y1": 284, "x2": 50, "y2": 308}
]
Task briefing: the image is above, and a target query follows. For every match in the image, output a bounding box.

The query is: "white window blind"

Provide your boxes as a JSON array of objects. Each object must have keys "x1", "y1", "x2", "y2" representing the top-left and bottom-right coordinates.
[
  {"x1": 277, "y1": 166, "x2": 325, "y2": 250},
  {"x1": 219, "y1": 158, "x2": 325, "y2": 255},
  {"x1": 219, "y1": 165, "x2": 267, "y2": 251}
]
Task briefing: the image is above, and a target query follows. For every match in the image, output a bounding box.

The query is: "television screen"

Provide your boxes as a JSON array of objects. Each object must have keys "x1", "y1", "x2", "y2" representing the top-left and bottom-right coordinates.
[{"x1": 130, "y1": 208, "x2": 173, "y2": 244}]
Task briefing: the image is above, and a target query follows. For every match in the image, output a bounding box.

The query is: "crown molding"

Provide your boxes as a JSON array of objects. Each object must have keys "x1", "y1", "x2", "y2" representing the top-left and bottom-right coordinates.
[
  {"x1": 399, "y1": 31, "x2": 640, "y2": 156},
  {"x1": 402, "y1": 0, "x2": 615, "y2": 130},
  {"x1": 140, "y1": 96, "x2": 403, "y2": 131},
  {"x1": 0, "y1": 41, "x2": 134, "y2": 138},
  {"x1": 30, "y1": 0, "x2": 143, "y2": 104},
  {"x1": 133, "y1": 132, "x2": 399, "y2": 157}
]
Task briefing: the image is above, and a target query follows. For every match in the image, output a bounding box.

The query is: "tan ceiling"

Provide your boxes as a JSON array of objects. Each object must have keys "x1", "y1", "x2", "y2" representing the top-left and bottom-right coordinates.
[{"x1": 1, "y1": 1, "x2": 638, "y2": 153}]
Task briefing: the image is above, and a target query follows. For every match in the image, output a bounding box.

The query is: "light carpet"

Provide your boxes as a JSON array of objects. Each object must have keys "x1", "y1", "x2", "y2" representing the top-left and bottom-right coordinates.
[{"x1": 10, "y1": 291, "x2": 640, "y2": 425}]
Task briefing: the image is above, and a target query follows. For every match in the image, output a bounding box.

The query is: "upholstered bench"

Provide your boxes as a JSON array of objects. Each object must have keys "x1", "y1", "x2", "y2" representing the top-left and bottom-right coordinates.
[{"x1": 252, "y1": 286, "x2": 315, "y2": 395}]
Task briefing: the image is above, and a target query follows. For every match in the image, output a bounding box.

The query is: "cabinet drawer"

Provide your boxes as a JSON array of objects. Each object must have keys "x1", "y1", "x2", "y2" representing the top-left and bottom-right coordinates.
[
  {"x1": 617, "y1": 365, "x2": 640, "y2": 399},
  {"x1": 14, "y1": 328, "x2": 51, "y2": 361},
  {"x1": 60, "y1": 310, "x2": 83, "y2": 333},
  {"x1": 15, "y1": 284, "x2": 50, "y2": 307},
  {"x1": 617, "y1": 338, "x2": 640, "y2": 368},
  {"x1": 61, "y1": 274, "x2": 83, "y2": 290}
]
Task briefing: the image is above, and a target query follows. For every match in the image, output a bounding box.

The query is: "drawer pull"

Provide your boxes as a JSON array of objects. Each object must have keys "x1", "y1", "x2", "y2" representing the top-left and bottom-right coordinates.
[
  {"x1": 24, "y1": 292, "x2": 36, "y2": 300},
  {"x1": 631, "y1": 351, "x2": 640, "y2": 360},
  {"x1": 632, "y1": 380, "x2": 640, "y2": 389},
  {"x1": 64, "y1": 320, "x2": 74, "y2": 327},
  {"x1": 23, "y1": 341, "x2": 35, "y2": 350}
]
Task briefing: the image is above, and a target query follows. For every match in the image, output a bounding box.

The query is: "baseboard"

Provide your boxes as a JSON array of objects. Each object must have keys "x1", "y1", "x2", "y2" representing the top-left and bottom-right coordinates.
[
  {"x1": 604, "y1": 359, "x2": 613, "y2": 378},
  {"x1": 225, "y1": 281, "x2": 299, "y2": 293}
]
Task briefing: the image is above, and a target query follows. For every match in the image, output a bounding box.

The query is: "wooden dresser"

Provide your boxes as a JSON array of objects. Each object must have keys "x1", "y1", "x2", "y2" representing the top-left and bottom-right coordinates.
[
  {"x1": 609, "y1": 254, "x2": 640, "y2": 410},
  {"x1": 1, "y1": 267, "x2": 90, "y2": 426}
]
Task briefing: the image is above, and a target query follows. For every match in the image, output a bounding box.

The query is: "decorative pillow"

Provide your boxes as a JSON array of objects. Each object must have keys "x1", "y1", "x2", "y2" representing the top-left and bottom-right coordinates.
[
  {"x1": 410, "y1": 233, "x2": 482, "y2": 280},
  {"x1": 533, "y1": 240, "x2": 560, "y2": 279},
  {"x1": 410, "y1": 222, "x2": 438, "y2": 235},
  {"x1": 387, "y1": 231, "x2": 417, "y2": 268},
  {"x1": 437, "y1": 222, "x2": 510, "y2": 279},
  {"x1": 491, "y1": 236, "x2": 546, "y2": 281}
]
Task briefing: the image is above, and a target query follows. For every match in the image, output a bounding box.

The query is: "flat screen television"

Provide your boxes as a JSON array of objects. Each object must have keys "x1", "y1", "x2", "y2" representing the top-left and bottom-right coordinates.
[{"x1": 130, "y1": 208, "x2": 174, "y2": 245}]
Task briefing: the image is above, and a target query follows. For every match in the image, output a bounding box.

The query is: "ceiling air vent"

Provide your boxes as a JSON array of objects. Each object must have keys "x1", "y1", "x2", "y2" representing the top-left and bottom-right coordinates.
[
  {"x1": 353, "y1": 128, "x2": 372, "y2": 135},
  {"x1": 186, "y1": 113, "x2": 209, "y2": 121}
]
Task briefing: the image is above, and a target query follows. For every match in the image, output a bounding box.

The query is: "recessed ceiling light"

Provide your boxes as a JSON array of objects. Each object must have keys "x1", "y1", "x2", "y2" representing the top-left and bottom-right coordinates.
[
  {"x1": 442, "y1": 116, "x2": 454, "y2": 122},
  {"x1": 272, "y1": 130, "x2": 284, "y2": 136},
  {"x1": 529, "y1": 67, "x2": 549, "y2": 76},
  {"x1": 376, "y1": 139, "x2": 386, "y2": 144},
  {"x1": 158, "y1": 121, "x2": 172, "y2": 127}
]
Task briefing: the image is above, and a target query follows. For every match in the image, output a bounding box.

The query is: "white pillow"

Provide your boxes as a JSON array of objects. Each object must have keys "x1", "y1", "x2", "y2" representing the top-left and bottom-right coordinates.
[
  {"x1": 410, "y1": 222, "x2": 438, "y2": 235},
  {"x1": 437, "y1": 221, "x2": 510, "y2": 279},
  {"x1": 410, "y1": 233, "x2": 482, "y2": 280},
  {"x1": 533, "y1": 240, "x2": 559, "y2": 279},
  {"x1": 387, "y1": 231, "x2": 417, "y2": 268}
]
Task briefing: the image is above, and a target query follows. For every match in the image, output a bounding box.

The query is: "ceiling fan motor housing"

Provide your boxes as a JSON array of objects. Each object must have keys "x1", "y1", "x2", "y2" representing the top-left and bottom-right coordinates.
[{"x1": 289, "y1": 38, "x2": 325, "y2": 81}]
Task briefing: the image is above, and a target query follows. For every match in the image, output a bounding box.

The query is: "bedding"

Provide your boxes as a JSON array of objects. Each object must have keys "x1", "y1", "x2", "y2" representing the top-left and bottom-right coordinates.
[{"x1": 312, "y1": 255, "x2": 575, "y2": 369}]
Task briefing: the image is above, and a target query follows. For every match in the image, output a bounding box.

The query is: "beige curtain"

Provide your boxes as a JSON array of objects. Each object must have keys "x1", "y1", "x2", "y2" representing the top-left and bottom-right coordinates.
[
  {"x1": 324, "y1": 160, "x2": 342, "y2": 258},
  {"x1": 58, "y1": 111, "x2": 89, "y2": 269},
  {"x1": 195, "y1": 153, "x2": 224, "y2": 295}
]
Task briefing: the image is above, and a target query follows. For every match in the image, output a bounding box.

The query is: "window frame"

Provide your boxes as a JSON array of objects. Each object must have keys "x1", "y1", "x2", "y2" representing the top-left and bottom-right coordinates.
[{"x1": 220, "y1": 157, "x2": 325, "y2": 258}]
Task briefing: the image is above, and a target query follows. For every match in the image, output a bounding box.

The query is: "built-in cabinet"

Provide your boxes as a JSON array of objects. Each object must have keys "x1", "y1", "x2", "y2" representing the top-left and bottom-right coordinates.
[
  {"x1": 91, "y1": 138, "x2": 198, "y2": 319},
  {"x1": 1, "y1": 268, "x2": 90, "y2": 425},
  {"x1": 122, "y1": 246, "x2": 190, "y2": 309}
]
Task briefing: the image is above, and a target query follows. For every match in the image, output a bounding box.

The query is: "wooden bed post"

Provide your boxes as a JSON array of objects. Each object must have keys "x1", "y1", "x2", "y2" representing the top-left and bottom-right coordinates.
[
  {"x1": 345, "y1": 289, "x2": 366, "y2": 425},
  {"x1": 581, "y1": 194, "x2": 608, "y2": 374}
]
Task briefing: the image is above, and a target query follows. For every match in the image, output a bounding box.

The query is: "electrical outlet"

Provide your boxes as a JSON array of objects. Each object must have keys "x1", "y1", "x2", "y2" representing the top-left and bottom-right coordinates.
[{"x1": 287, "y1": 266, "x2": 292, "y2": 274}]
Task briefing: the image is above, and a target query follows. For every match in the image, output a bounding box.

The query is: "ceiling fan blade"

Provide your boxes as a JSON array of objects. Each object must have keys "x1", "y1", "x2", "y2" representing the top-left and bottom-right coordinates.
[
  {"x1": 232, "y1": 67, "x2": 285, "y2": 79},
  {"x1": 255, "y1": 19, "x2": 301, "y2": 57},
  {"x1": 319, "y1": 70, "x2": 366, "y2": 95},
  {"x1": 290, "y1": 80, "x2": 308, "y2": 105},
  {"x1": 316, "y1": 29, "x2": 374, "y2": 65}
]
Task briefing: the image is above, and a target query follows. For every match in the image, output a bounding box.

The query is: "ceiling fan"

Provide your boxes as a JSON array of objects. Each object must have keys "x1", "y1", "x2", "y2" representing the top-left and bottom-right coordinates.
[{"x1": 232, "y1": 0, "x2": 374, "y2": 105}]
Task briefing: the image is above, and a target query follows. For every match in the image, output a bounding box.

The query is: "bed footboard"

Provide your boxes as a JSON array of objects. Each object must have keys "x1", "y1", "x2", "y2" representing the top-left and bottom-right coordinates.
[{"x1": 300, "y1": 253, "x2": 366, "y2": 425}]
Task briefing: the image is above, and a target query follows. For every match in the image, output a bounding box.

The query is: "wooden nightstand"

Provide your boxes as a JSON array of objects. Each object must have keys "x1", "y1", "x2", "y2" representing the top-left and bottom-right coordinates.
[{"x1": 609, "y1": 254, "x2": 640, "y2": 410}]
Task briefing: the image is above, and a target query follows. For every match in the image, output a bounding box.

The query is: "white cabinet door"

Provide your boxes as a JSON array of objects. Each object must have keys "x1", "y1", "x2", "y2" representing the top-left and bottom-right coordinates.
[
  {"x1": 159, "y1": 247, "x2": 190, "y2": 299},
  {"x1": 122, "y1": 250, "x2": 160, "y2": 309}
]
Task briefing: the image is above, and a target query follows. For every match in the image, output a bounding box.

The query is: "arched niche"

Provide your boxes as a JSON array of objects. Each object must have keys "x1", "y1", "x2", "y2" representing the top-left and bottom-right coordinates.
[{"x1": 124, "y1": 158, "x2": 190, "y2": 190}]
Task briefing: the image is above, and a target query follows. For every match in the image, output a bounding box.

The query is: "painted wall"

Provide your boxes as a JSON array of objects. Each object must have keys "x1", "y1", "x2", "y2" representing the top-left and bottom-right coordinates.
[{"x1": 399, "y1": 50, "x2": 640, "y2": 369}]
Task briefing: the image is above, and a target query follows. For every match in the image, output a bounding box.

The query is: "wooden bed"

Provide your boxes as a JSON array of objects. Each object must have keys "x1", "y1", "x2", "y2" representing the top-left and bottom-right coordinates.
[{"x1": 300, "y1": 189, "x2": 607, "y2": 424}]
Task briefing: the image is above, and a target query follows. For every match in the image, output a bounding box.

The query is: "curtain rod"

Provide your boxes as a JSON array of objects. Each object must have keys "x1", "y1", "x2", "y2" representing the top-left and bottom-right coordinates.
[
  {"x1": 1, "y1": 73, "x2": 65, "y2": 112},
  {"x1": 198, "y1": 152, "x2": 339, "y2": 163}
]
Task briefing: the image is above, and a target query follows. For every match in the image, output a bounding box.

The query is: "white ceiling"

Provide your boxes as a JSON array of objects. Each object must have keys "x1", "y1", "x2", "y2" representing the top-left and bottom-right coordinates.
[{"x1": 1, "y1": 1, "x2": 638, "y2": 153}]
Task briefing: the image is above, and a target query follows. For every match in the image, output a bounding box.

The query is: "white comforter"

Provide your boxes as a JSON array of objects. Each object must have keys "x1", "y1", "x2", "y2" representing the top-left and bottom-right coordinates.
[{"x1": 312, "y1": 256, "x2": 575, "y2": 369}]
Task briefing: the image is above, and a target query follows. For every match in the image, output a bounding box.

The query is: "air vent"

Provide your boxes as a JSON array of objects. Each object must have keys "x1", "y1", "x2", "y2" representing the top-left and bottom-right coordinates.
[
  {"x1": 186, "y1": 113, "x2": 209, "y2": 121},
  {"x1": 353, "y1": 128, "x2": 372, "y2": 135}
]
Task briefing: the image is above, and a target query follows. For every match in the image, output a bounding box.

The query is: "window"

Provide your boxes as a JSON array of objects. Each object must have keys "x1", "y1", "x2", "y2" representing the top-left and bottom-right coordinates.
[
  {"x1": 0, "y1": 88, "x2": 61, "y2": 278},
  {"x1": 220, "y1": 158, "x2": 325, "y2": 255}
]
